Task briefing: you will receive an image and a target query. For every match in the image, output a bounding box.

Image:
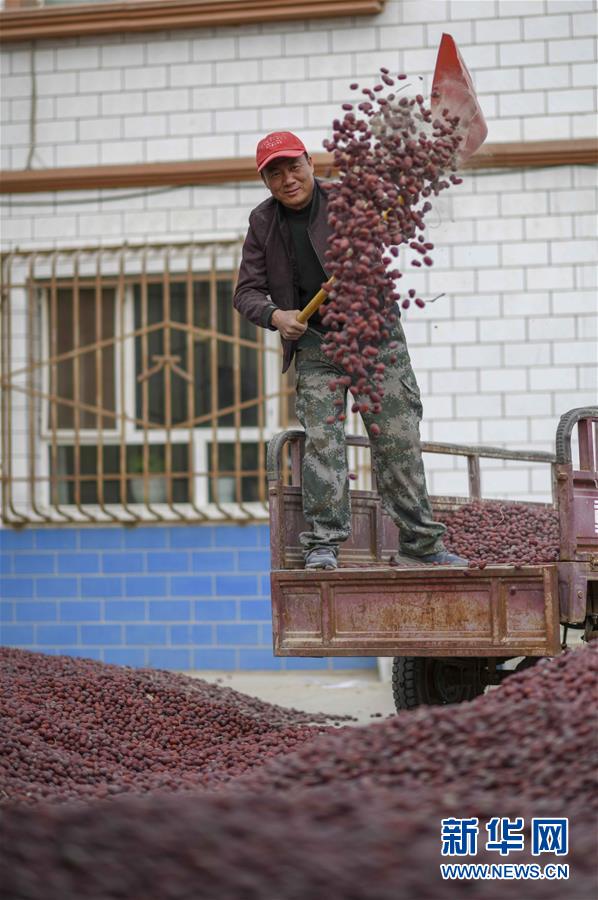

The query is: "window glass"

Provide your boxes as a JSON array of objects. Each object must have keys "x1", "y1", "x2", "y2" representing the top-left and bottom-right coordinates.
[
  {"x1": 207, "y1": 442, "x2": 267, "y2": 504},
  {"x1": 50, "y1": 287, "x2": 116, "y2": 430},
  {"x1": 133, "y1": 279, "x2": 260, "y2": 429},
  {"x1": 50, "y1": 443, "x2": 190, "y2": 505}
]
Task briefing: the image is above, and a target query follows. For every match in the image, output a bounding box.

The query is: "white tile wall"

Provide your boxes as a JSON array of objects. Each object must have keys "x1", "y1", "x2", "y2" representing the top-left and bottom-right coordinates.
[{"x1": 1, "y1": 0, "x2": 597, "y2": 501}]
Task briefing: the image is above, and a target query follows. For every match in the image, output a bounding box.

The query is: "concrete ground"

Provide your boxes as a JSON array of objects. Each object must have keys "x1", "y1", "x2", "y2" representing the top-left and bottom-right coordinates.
[
  {"x1": 192, "y1": 669, "x2": 397, "y2": 725},
  {"x1": 191, "y1": 633, "x2": 583, "y2": 726}
]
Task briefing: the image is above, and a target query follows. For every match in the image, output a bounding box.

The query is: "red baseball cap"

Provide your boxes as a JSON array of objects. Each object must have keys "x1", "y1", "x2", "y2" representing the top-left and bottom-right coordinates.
[{"x1": 256, "y1": 131, "x2": 307, "y2": 172}]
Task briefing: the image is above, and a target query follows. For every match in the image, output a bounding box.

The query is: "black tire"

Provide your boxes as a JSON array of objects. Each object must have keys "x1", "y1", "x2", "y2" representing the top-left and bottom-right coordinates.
[
  {"x1": 514, "y1": 656, "x2": 541, "y2": 673},
  {"x1": 392, "y1": 656, "x2": 486, "y2": 712}
]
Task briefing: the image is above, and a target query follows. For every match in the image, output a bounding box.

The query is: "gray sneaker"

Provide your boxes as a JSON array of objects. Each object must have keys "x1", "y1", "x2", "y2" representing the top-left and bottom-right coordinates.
[
  {"x1": 397, "y1": 549, "x2": 468, "y2": 567},
  {"x1": 305, "y1": 547, "x2": 338, "y2": 570}
]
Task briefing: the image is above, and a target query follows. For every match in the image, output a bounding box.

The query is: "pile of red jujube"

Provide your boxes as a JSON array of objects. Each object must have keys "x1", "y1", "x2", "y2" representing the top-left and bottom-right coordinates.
[
  {"x1": 0, "y1": 648, "x2": 347, "y2": 806},
  {"x1": 1, "y1": 644, "x2": 596, "y2": 899},
  {"x1": 321, "y1": 69, "x2": 463, "y2": 430},
  {"x1": 230, "y1": 643, "x2": 597, "y2": 803},
  {"x1": 2, "y1": 787, "x2": 595, "y2": 900},
  {"x1": 437, "y1": 501, "x2": 560, "y2": 567}
]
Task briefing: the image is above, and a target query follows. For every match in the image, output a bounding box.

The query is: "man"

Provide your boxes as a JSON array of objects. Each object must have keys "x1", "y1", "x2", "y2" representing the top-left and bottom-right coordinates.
[{"x1": 234, "y1": 131, "x2": 466, "y2": 570}]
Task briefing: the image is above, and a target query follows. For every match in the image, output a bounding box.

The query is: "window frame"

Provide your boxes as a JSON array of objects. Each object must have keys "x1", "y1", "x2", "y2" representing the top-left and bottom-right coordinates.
[{"x1": 31, "y1": 261, "x2": 285, "y2": 519}]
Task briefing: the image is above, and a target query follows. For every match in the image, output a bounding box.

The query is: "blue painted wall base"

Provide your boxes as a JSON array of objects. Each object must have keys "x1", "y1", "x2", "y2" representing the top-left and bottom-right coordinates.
[{"x1": 0, "y1": 524, "x2": 375, "y2": 672}]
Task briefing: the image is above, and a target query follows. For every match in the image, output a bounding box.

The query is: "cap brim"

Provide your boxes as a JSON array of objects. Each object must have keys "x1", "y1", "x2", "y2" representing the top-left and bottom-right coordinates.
[{"x1": 257, "y1": 148, "x2": 306, "y2": 172}]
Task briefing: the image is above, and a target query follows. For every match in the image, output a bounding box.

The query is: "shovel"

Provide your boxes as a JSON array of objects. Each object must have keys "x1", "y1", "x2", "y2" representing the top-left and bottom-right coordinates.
[
  {"x1": 431, "y1": 32, "x2": 488, "y2": 164},
  {"x1": 296, "y1": 34, "x2": 487, "y2": 325}
]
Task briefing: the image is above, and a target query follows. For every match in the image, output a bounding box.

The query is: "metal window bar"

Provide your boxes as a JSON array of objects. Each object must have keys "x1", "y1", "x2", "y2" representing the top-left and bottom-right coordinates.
[{"x1": 0, "y1": 240, "x2": 294, "y2": 526}]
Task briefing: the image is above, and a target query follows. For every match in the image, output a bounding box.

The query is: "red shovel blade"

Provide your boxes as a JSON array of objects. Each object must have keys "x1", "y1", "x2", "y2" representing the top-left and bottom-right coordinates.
[{"x1": 431, "y1": 33, "x2": 487, "y2": 163}]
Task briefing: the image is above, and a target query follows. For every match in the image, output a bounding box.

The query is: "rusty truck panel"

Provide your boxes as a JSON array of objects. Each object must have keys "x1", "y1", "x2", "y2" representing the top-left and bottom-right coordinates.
[
  {"x1": 555, "y1": 407, "x2": 598, "y2": 623},
  {"x1": 272, "y1": 565, "x2": 560, "y2": 658}
]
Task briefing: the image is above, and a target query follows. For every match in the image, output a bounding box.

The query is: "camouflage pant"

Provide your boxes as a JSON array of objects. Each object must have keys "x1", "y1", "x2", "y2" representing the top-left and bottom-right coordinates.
[{"x1": 294, "y1": 322, "x2": 446, "y2": 557}]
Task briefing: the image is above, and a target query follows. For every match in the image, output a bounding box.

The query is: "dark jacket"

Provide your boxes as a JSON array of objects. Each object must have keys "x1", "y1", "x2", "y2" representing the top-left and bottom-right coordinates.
[{"x1": 233, "y1": 179, "x2": 332, "y2": 373}]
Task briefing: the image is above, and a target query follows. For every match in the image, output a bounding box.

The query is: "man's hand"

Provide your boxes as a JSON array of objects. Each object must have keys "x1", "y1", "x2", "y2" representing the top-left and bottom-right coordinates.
[{"x1": 271, "y1": 309, "x2": 308, "y2": 340}]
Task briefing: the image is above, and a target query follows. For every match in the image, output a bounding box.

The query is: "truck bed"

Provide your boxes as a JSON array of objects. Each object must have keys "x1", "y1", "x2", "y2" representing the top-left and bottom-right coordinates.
[{"x1": 268, "y1": 408, "x2": 597, "y2": 661}]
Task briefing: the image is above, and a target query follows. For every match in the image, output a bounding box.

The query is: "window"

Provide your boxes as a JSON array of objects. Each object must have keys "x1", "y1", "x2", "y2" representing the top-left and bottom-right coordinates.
[{"x1": 1, "y1": 240, "x2": 293, "y2": 524}]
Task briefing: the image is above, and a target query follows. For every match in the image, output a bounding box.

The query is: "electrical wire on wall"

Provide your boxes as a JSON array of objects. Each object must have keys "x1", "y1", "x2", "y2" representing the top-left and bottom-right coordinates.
[
  {"x1": 0, "y1": 184, "x2": 214, "y2": 206},
  {"x1": 25, "y1": 42, "x2": 49, "y2": 171}
]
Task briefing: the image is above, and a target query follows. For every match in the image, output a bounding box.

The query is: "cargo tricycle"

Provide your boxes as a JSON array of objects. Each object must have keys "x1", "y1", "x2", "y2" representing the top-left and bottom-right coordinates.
[{"x1": 267, "y1": 407, "x2": 598, "y2": 711}]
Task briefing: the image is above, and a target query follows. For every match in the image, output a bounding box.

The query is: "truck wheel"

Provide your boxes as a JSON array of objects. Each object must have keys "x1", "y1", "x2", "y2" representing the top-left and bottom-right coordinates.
[
  {"x1": 514, "y1": 656, "x2": 540, "y2": 673},
  {"x1": 392, "y1": 656, "x2": 486, "y2": 712}
]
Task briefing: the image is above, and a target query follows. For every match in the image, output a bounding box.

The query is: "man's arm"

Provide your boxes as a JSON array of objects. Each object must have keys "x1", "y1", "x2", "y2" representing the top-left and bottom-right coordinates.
[
  {"x1": 233, "y1": 219, "x2": 307, "y2": 339},
  {"x1": 233, "y1": 220, "x2": 279, "y2": 330}
]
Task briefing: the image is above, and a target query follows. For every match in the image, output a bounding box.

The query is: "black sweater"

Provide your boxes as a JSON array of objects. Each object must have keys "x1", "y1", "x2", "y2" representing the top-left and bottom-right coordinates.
[{"x1": 283, "y1": 192, "x2": 328, "y2": 331}]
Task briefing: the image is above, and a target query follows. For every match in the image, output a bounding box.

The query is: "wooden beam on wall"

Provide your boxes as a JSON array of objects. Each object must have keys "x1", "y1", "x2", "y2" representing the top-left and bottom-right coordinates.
[
  {"x1": 1, "y1": 140, "x2": 596, "y2": 195},
  {"x1": 0, "y1": 0, "x2": 386, "y2": 43},
  {"x1": 464, "y1": 138, "x2": 598, "y2": 170}
]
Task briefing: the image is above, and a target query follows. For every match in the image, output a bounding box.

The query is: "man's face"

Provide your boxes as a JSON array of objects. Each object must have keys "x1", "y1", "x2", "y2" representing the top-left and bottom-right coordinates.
[{"x1": 262, "y1": 154, "x2": 315, "y2": 210}]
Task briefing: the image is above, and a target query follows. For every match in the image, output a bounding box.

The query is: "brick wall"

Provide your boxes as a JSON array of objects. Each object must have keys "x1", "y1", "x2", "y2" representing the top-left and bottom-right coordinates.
[
  {"x1": 1, "y1": 0, "x2": 596, "y2": 505},
  {"x1": 2, "y1": 0, "x2": 596, "y2": 172},
  {"x1": 0, "y1": 523, "x2": 375, "y2": 671}
]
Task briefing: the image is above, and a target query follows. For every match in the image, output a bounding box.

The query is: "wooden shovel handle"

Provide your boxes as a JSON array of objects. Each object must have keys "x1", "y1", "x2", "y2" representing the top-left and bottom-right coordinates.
[{"x1": 296, "y1": 277, "x2": 336, "y2": 324}]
